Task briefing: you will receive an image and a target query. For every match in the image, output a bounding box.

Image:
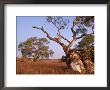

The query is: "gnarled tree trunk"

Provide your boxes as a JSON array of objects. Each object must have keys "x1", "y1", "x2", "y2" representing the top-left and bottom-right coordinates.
[
  {"x1": 64, "y1": 48, "x2": 86, "y2": 74},
  {"x1": 64, "y1": 48, "x2": 94, "y2": 74}
]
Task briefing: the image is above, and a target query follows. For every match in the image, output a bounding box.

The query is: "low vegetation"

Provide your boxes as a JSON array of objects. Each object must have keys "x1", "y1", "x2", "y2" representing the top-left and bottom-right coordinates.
[{"x1": 16, "y1": 57, "x2": 93, "y2": 74}]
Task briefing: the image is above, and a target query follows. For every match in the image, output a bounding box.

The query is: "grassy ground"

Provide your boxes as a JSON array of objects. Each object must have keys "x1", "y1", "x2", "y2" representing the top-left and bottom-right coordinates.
[{"x1": 16, "y1": 58, "x2": 80, "y2": 74}]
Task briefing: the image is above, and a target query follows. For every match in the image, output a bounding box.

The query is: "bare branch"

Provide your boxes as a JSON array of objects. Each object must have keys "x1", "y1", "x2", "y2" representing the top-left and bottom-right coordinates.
[
  {"x1": 48, "y1": 18, "x2": 71, "y2": 43},
  {"x1": 71, "y1": 26, "x2": 76, "y2": 38},
  {"x1": 66, "y1": 26, "x2": 77, "y2": 49},
  {"x1": 33, "y1": 26, "x2": 65, "y2": 47},
  {"x1": 67, "y1": 39, "x2": 77, "y2": 49},
  {"x1": 92, "y1": 26, "x2": 94, "y2": 34},
  {"x1": 51, "y1": 21, "x2": 59, "y2": 30},
  {"x1": 76, "y1": 34, "x2": 85, "y2": 39},
  {"x1": 76, "y1": 32, "x2": 94, "y2": 40},
  {"x1": 57, "y1": 29, "x2": 71, "y2": 43}
]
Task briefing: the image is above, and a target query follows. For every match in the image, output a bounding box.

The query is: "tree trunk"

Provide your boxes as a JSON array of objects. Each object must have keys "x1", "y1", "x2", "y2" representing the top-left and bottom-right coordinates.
[
  {"x1": 83, "y1": 59, "x2": 94, "y2": 74},
  {"x1": 63, "y1": 48, "x2": 94, "y2": 74},
  {"x1": 63, "y1": 47, "x2": 86, "y2": 74}
]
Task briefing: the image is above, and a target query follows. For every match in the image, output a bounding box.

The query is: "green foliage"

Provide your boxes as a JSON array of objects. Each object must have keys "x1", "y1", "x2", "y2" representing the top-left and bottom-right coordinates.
[
  {"x1": 46, "y1": 16, "x2": 69, "y2": 30},
  {"x1": 73, "y1": 16, "x2": 94, "y2": 27},
  {"x1": 78, "y1": 34, "x2": 94, "y2": 49},
  {"x1": 18, "y1": 37, "x2": 54, "y2": 60},
  {"x1": 73, "y1": 16, "x2": 94, "y2": 35},
  {"x1": 76, "y1": 34, "x2": 94, "y2": 62},
  {"x1": 76, "y1": 28, "x2": 87, "y2": 34},
  {"x1": 73, "y1": 16, "x2": 94, "y2": 62}
]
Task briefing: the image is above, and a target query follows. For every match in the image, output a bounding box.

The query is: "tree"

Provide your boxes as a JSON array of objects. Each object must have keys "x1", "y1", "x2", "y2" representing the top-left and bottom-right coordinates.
[
  {"x1": 76, "y1": 33, "x2": 94, "y2": 61},
  {"x1": 33, "y1": 16, "x2": 94, "y2": 73},
  {"x1": 18, "y1": 37, "x2": 54, "y2": 60}
]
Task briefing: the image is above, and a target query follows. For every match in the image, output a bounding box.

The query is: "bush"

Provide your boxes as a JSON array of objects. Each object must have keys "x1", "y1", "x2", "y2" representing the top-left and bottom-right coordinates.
[{"x1": 60, "y1": 55, "x2": 67, "y2": 62}]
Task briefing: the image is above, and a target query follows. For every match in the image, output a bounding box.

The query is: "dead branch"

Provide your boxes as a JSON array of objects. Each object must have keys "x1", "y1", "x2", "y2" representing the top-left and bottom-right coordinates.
[
  {"x1": 50, "y1": 19, "x2": 71, "y2": 43},
  {"x1": 57, "y1": 29, "x2": 70, "y2": 43},
  {"x1": 33, "y1": 26, "x2": 65, "y2": 47},
  {"x1": 67, "y1": 39, "x2": 77, "y2": 49}
]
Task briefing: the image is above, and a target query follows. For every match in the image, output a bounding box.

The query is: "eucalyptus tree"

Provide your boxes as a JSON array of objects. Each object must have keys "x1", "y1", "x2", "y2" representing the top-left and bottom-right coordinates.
[
  {"x1": 33, "y1": 16, "x2": 94, "y2": 73},
  {"x1": 18, "y1": 37, "x2": 54, "y2": 61}
]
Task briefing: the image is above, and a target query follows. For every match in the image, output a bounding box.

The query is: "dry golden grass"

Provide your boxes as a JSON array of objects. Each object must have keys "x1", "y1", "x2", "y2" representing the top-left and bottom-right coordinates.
[{"x1": 16, "y1": 58, "x2": 80, "y2": 74}]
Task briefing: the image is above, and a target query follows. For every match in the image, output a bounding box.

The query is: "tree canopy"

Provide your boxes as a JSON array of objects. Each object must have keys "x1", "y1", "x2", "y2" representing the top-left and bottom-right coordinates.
[
  {"x1": 18, "y1": 37, "x2": 54, "y2": 60},
  {"x1": 77, "y1": 34, "x2": 94, "y2": 49}
]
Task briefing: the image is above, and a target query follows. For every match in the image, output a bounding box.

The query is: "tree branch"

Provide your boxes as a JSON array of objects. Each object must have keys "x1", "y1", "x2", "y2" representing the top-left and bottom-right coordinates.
[
  {"x1": 76, "y1": 34, "x2": 85, "y2": 39},
  {"x1": 57, "y1": 29, "x2": 71, "y2": 43},
  {"x1": 67, "y1": 16, "x2": 94, "y2": 49},
  {"x1": 67, "y1": 32, "x2": 94, "y2": 49},
  {"x1": 50, "y1": 19, "x2": 70, "y2": 43},
  {"x1": 67, "y1": 39, "x2": 77, "y2": 49},
  {"x1": 33, "y1": 26, "x2": 65, "y2": 47},
  {"x1": 76, "y1": 32, "x2": 94, "y2": 40},
  {"x1": 66, "y1": 26, "x2": 77, "y2": 49},
  {"x1": 71, "y1": 26, "x2": 76, "y2": 38},
  {"x1": 92, "y1": 26, "x2": 94, "y2": 34}
]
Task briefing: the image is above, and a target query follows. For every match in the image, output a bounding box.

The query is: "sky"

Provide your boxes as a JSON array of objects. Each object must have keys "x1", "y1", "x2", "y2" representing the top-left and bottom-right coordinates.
[{"x1": 16, "y1": 16, "x2": 92, "y2": 59}]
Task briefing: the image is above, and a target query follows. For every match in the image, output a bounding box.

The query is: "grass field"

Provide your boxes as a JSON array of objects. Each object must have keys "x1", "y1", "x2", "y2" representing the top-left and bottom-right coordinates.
[{"x1": 16, "y1": 58, "x2": 80, "y2": 74}]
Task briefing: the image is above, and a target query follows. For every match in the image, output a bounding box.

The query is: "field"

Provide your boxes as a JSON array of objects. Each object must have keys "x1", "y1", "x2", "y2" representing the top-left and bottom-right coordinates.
[{"x1": 16, "y1": 58, "x2": 80, "y2": 74}]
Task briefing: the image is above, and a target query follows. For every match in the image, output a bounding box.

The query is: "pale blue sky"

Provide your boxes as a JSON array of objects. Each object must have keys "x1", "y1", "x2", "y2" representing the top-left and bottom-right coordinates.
[{"x1": 16, "y1": 16, "x2": 92, "y2": 59}]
